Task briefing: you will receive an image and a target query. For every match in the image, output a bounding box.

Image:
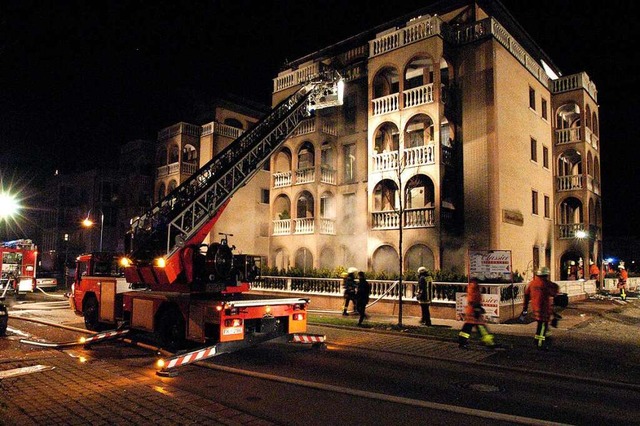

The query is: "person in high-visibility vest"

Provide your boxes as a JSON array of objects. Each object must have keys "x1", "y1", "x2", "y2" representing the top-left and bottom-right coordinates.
[
  {"x1": 589, "y1": 261, "x2": 600, "y2": 280},
  {"x1": 521, "y1": 267, "x2": 559, "y2": 350},
  {"x1": 416, "y1": 267, "x2": 433, "y2": 326},
  {"x1": 617, "y1": 265, "x2": 628, "y2": 301},
  {"x1": 458, "y1": 278, "x2": 496, "y2": 349}
]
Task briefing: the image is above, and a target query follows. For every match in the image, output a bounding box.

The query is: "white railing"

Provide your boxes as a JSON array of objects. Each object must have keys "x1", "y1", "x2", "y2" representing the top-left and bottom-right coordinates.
[
  {"x1": 558, "y1": 223, "x2": 585, "y2": 239},
  {"x1": 555, "y1": 128, "x2": 581, "y2": 145},
  {"x1": 181, "y1": 162, "x2": 197, "y2": 175},
  {"x1": 272, "y1": 219, "x2": 292, "y2": 235},
  {"x1": 292, "y1": 118, "x2": 315, "y2": 136},
  {"x1": 157, "y1": 122, "x2": 202, "y2": 140},
  {"x1": 156, "y1": 165, "x2": 168, "y2": 178},
  {"x1": 557, "y1": 175, "x2": 583, "y2": 191},
  {"x1": 295, "y1": 167, "x2": 315, "y2": 184},
  {"x1": 404, "y1": 84, "x2": 434, "y2": 108},
  {"x1": 372, "y1": 151, "x2": 399, "y2": 172},
  {"x1": 273, "y1": 171, "x2": 292, "y2": 188},
  {"x1": 252, "y1": 277, "x2": 530, "y2": 307},
  {"x1": 369, "y1": 15, "x2": 444, "y2": 57},
  {"x1": 551, "y1": 72, "x2": 598, "y2": 103},
  {"x1": 319, "y1": 218, "x2": 336, "y2": 235},
  {"x1": 294, "y1": 217, "x2": 314, "y2": 234},
  {"x1": 273, "y1": 63, "x2": 321, "y2": 92},
  {"x1": 320, "y1": 166, "x2": 336, "y2": 184},
  {"x1": 404, "y1": 144, "x2": 436, "y2": 167},
  {"x1": 587, "y1": 176, "x2": 601, "y2": 195},
  {"x1": 167, "y1": 162, "x2": 180, "y2": 175},
  {"x1": 585, "y1": 127, "x2": 599, "y2": 150},
  {"x1": 372, "y1": 93, "x2": 399, "y2": 116},
  {"x1": 372, "y1": 211, "x2": 399, "y2": 229},
  {"x1": 404, "y1": 207, "x2": 435, "y2": 228}
]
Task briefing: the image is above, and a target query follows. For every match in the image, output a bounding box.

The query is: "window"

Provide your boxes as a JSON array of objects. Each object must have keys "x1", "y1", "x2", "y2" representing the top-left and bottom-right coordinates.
[
  {"x1": 530, "y1": 138, "x2": 537, "y2": 162},
  {"x1": 542, "y1": 146, "x2": 549, "y2": 169},
  {"x1": 541, "y1": 98, "x2": 548, "y2": 120},
  {"x1": 544, "y1": 195, "x2": 550, "y2": 218},
  {"x1": 529, "y1": 87, "x2": 536, "y2": 110},
  {"x1": 533, "y1": 246, "x2": 540, "y2": 273},
  {"x1": 343, "y1": 144, "x2": 356, "y2": 183},
  {"x1": 532, "y1": 190, "x2": 539, "y2": 215},
  {"x1": 260, "y1": 188, "x2": 269, "y2": 204}
]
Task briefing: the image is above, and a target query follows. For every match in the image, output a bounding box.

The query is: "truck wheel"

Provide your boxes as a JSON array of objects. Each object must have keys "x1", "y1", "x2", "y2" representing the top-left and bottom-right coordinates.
[
  {"x1": 83, "y1": 296, "x2": 104, "y2": 332},
  {"x1": 156, "y1": 306, "x2": 185, "y2": 351},
  {"x1": 0, "y1": 304, "x2": 7, "y2": 336}
]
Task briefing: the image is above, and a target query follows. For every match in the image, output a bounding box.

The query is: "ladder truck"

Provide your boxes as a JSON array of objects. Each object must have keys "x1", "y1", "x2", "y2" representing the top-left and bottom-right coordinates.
[{"x1": 69, "y1": 70, "x2": 343, "y2": 355}]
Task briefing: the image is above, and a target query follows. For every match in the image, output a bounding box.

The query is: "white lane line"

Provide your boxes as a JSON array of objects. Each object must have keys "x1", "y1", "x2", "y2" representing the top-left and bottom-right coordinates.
[
  {"x1": 0, "y1": 364, "x2": 55, "y2": 379},
  {"x1": 197, "y1": 362, "x2": 571, "y2": 426}
]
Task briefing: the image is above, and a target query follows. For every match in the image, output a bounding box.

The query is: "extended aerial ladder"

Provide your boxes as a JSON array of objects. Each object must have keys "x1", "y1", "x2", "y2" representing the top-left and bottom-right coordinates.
[{"x1": 124, "y1": 69, "x2": 344, "y2": 292}]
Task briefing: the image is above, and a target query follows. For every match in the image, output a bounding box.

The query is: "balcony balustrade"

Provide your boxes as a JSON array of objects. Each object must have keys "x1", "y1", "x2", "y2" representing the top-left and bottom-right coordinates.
[
  {"x1": 557, "y1": 175, "x2": 583, "y2": 192},
  {"x1": 372, "y1": 93, "x2": 399, "y2": 116},
  {"x1": 273, "y1": 219, "x2": 292, "y2": 235},
  {"x1": 294, "y1": 217, "x2": 314, "y2": 234},
  {"x1": 320, "y1": 166, "x2": 336, "y2": 184},
  {"x1": 273, "y1": 171, "x2": 292, "y2": 188},
  {"x1": 555, "y1": 128, "x2": 581, "y2": 145},
  {"x1": 587, "y1": 176, "x2": 601, "y2": 195},
  {"x1": 558, "y1": 223, "x2": 586, "y2": 239},
  {"x1": 372, "y1": 151, "x2": 399, "y2": 172},
  {"x1": 372, "y1": 210, "x2": 400, "y2": 229},
  {"x1": 404, "y1": 207, "x2": 435, "y2": 228},
  {"x1": 319, "y1": 218, "x2": 336, "y2": 235},
  {"x1": 403, "y1": 144, "x2": 436, "y2": 167},
  {"x1": 585, "y1": 127, "x2": 599, "y2": 150},
  {"x1": 295, "y1": 167, "x2": 315, "y2": 184},
  {"x1": 403, "y1": 84, "x2": 434, "y2": 108}
]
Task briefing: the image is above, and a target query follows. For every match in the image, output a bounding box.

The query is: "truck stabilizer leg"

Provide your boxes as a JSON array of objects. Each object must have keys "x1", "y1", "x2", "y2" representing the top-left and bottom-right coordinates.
[
  {"x1": 81, "y1": 329, "x2": 130, "y2": 347},
  {"x1": 156, "y1": 345, "x2": 218, "y2": 376},
  {"x1": 289, "y1": 333, "x2": 326, "y2": 344}
]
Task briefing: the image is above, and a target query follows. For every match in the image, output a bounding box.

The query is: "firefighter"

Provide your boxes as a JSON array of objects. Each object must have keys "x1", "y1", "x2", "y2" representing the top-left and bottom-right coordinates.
[
  {"x1": 521, "y1": 267, "x2": 559, "y2": 350},
  {"x1": 342, "y1": 267, "x2": 358, "y2": 315},
  {"x1": 416, "y1": 267, "x2": 433, "y2": 326},
  {"x1": 458, "y1": 278, "x2": 496, "y2": 349},
  {"x1": 356, "y1": 271, "x2": 371, "y2": 326},
  {"x1": 589, "y1": 260, "x2": 600, "y2": 280},
  {"x1": 617, "y1": 265, "x2": 628, "y2": 301}
]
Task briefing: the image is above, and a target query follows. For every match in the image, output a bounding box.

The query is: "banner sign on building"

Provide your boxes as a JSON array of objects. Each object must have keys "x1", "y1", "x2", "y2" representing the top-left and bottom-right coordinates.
[{"x1": 468, "y1": 250, "x2": 513, "y2": 283}]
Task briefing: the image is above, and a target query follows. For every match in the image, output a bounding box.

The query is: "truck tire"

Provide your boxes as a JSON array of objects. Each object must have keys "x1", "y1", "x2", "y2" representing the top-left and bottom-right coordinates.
[
  {"x1": 83, "y1": 295, "x2": 104, "y2": 332},
  {"x1": 0, "y1": 304, "x2": 7, "y2": 336},
  {"x1": 156, "y1": 305, "x2": 186, "y2": 351}
]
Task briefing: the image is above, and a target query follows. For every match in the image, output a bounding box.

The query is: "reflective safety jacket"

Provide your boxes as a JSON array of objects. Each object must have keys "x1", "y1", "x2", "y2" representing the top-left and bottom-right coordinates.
[
  {"x1": 618, "y1": 269, "x2": 628, "y2": 288},
  {"x1": 525, "y1": 276, "x2": 559, "y2": 322},
  {"x1": 464, "y1": 280, "x2": 485, "y2": 325}
]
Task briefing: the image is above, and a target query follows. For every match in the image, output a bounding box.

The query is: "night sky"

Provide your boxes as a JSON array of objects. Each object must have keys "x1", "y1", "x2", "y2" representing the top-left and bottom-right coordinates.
[{"x1": 1, "y1": 1, "x2": 639, "y2": 246}]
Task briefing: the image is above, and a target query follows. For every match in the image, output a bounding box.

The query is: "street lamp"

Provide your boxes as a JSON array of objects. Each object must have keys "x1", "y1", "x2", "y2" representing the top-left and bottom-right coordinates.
[
  {"x1": 0, "y1": 192, "x2": 20, "y2": 221},
  {"x1": 82, "y1": 210, "x2": 104, "y2": 252}
]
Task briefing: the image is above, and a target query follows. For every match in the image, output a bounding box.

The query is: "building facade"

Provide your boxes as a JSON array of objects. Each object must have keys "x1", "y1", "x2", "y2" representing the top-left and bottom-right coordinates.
[{"x1": 266, "y1": 0, "x2": 602, "y2": 280}]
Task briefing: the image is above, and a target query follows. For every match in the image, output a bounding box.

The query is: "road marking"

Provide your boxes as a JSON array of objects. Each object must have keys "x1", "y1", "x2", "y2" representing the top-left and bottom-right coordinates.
[
  {"x1": 0, "y1": 364, "x2": 55, "y2": 379},
  {"x1": 197, "y1": 362, "x2": 570, "y2": 426}
]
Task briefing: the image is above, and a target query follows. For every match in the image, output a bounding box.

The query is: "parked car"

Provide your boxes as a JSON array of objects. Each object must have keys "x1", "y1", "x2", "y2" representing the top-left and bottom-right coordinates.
[{"x1": 35, "y1": 272, "x2": 58, "y2": 290}]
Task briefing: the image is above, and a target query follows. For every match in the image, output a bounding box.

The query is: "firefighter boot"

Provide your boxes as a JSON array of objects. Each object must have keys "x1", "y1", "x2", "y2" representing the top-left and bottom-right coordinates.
[
  {"x1": 621, "y1": 288, "x2": 627, "y2": 301},
  {"x1": 458, "y1": 331, "x2": 470, "y2": 349},
  {"x1": 478, "y1": 325, "x2": 495, "y2": 348}
]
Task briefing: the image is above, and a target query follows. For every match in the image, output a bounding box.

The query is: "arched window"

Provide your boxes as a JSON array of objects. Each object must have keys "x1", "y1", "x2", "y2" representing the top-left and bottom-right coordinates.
[
  {"x1": 373, "y1": 179, "x2": 398, "y2": 211},
  {"x1": 372, "y1": 66, "x2": 399, "y2": 98},
  {"x1": 224, "y1": 118, "x2": 244, "y2": 129},
  {"x1": 169, "y1": 145, "x2": 180, "y2": 163},
  {"x1": 405, "y1": 244, "x2": 435, "y2": 271},
  {"x1": 296, "y1": 191, "x2": 314, "y2": 218},
  {"x1": 294, "y1": 247, "x2": 313, "y2": 272},
  {"x1": 372, "y1": 245, "x2": 399, "y2": 274}
]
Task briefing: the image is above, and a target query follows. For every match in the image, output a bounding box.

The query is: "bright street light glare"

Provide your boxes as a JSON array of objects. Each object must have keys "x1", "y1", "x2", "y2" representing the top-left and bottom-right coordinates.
[
  {"x1": 82, "y1": 218, "x2": 94, "y2": 227},
  {"x1": 0, "y1": 193, "x2": 20, "y2": 219}
]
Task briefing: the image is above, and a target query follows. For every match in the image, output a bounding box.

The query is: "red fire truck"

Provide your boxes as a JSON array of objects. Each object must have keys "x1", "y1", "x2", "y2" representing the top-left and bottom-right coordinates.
[
  {"x1": 0, "y1": 239, "x2": 38, "y2": 297},
  {"x1": 70, "y1": 71, "x2": 342, "y2": 357}
]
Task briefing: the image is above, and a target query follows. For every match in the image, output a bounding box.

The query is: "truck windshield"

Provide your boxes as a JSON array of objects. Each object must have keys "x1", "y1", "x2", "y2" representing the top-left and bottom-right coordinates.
[{"x1": 94, "y1": 258, "x2": 124, "y2": 277}]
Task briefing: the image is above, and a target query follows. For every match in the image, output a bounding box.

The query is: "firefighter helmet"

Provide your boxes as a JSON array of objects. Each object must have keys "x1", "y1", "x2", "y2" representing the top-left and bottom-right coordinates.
[
  {"x1": 536, "y1": 267, "x2": 550, "y2": 276},
  {"x1": 417, "y1": 267, "x2": 427, "y2": 274},
  {"x1": 347, "y1": 267, "x2": 358, "y2": 274},
  {"x1": 340, "y1": 272, "x2": 348, "y2": 278},
  {"x1": 619, "y1": 265, "x2": 625, "y2": 270}
]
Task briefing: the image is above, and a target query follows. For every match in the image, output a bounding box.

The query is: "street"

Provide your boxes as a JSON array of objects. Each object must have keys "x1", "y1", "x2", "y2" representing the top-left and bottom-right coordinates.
[{"x1": 1, "y1": 290, "x2": 639, "y2": 425}]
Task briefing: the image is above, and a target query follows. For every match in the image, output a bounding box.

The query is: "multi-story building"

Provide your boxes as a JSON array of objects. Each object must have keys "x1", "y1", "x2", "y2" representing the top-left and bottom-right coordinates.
[
  {"x1": 266, "y1": 0, "x2": 602, "y2": 280},
  {"x1": 153, "y1": 98, "x2": 272, "y2": 256}
]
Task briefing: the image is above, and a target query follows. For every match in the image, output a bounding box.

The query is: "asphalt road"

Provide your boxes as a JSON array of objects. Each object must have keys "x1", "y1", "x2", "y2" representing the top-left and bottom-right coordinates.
[{"x1": 2, "y1": 291, "x2": 639, "y2": 425}]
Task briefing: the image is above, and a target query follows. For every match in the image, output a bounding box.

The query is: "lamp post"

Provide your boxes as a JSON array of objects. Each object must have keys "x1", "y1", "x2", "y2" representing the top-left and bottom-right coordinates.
[{"x1": 83, "y1": 210, "x2": 104, "y2": 252}]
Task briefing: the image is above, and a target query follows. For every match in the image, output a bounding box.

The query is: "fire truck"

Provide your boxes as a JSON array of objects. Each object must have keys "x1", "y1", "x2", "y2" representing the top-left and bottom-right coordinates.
[
  {"x1": 0, "y1": 239, "x2": 38, "y2": 297},
  {"x1": 70, "y1": 70, "x2": 343, "y2": 353}
]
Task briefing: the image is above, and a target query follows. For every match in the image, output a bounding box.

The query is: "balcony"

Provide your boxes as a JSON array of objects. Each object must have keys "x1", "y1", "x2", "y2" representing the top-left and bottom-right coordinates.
[
  {"x1": 295, "y1": 167, "x2": 315, "y2": 185},
  {"x1": 555, "y1": 128, "x2": 581, "y2": 145},
  {"x1": 403, "y1": 144, "x2": 436, "y2": 167},
  {"x1": 587, "y1": 176, "x2": 601, "y2": 195},
  {"x1": 273, "y1": 219, "x2": 292, "y2": 235},
  {"x1": 372, "y1": 84, "x2": 437, "y2": 117},
  {"x1": 319, "y1": 218, "x2": 336, "y2": 235},
  {"x1": 369, "y1": 15, "x2": 445, "y2": 57},
  {"x1": 294, "y1": 218, "x2": 314, "y2": 234},
  {"x1": 557, "y1": 175, "x2": 583, "y2": 192},
  {"x1": 372, "y1": 207, "x2": 436, "y2": 230},
  {"x1": 558, "y1": 223, "x2": 586, "y2": 240},
  {"x1": 273, "y1": 171, "x2": 292, "y2": 188}
]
